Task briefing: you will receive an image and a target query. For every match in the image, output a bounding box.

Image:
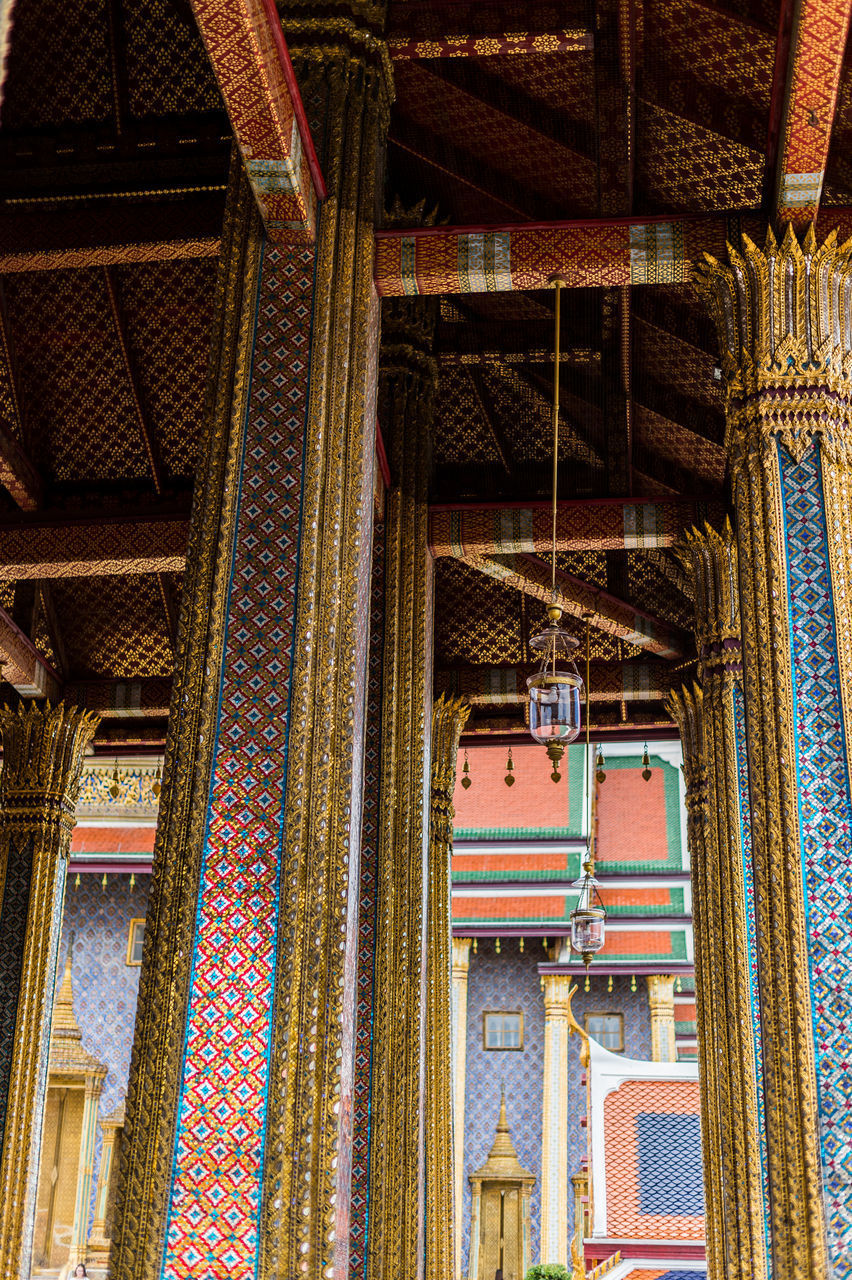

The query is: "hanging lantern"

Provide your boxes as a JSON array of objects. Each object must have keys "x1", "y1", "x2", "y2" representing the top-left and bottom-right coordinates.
[
  {"x1": 569, "y1": 858, "x2": 607, "y2": 968},
  {"x1": 527, "y1": 606, "x2": 583, "y2": 781}
]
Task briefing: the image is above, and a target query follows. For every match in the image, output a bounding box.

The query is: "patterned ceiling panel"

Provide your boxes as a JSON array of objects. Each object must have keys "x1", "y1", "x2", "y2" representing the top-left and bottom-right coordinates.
[
  {"x1": 631, "y1": 285, "x2": 719, "y2": 357},
  {"x1": 825, "y1": 57, "x2": 852, "y2": 197},
  {"x1": 434, "y1": 368, "x2": 506, "y2": 466},
  {"x1": 386, "y1": 0, "x2": 590, "y2": 39},
  {"x1": 123, "y1": 0, "x2": 222, "y2": 117},
  {"x1": 634, "y1": 317, "x2": 724, "y2": 412},
  {"x1": 556, "y1": 551, "x2": 608, "y2": 590},
  {"x1": 641, "y1": 0, "x2": 775, "y2": 151},
  {"x1": 393, "y1": 61, "x2": 598, "y2": 217},
  {"x1": 481, "y1": 363, "x2": 602, "y2": 468},
  {"x1": 1, "y1": 0, "x2": 113, "y2": 128},
  {"x1": 50, "y1": 575, "x2": 174, "y2": 678},
  {"x1": 435, "y1": 559, "x2": 525, "y2": 666},
  {"x1": 634, "y1": 405, "x2": 726, "y2": 494},
  {"x1": 628, "y1": 551, "x2": 695, "y2": 631},
  {"x1": 4, "y1": 270, "x2": 151, "y2": 486},
  {"x1": 114, "y1": 259, "x2": 217, "y2": 480},
  {"x1": 636, "y1": 99, "x2": 765, "y2": 212},
  {"x1": 496, "y1": 52, "x2": 597, "y2": 124}
]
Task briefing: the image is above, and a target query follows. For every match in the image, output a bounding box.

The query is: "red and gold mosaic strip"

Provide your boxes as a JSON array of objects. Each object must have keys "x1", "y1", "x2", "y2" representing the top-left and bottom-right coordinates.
[
  {"x1": 187, "y1": 0, "x2": 324, "y2": 239},
  {"x1": 775, "y1": 0, "x2": 851, "y2": 224},
  {"x1": 387, "y1": 29, "x2": 593, "y2": 58}
]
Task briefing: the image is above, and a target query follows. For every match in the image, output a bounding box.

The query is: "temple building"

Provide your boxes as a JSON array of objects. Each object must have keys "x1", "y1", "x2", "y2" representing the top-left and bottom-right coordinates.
[{"x1": 0, "y1": 0, "x2": 849, "y2": 1275}]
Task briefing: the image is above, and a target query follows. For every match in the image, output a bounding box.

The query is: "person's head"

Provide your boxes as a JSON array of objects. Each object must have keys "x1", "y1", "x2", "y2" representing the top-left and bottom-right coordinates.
[{"x1": 74, "y1": 1267, "x2": 87, "y2": 1277}]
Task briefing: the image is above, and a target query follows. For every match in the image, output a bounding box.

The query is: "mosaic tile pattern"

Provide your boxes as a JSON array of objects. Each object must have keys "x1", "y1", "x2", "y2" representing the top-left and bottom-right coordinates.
[
  {"x1": 780, "y1": 446, "x2": 852, "y2": 1275},
  {"x1": 59, "y1": 873, "x2": 152, "y2": 1228},
  {"x1": 162, "y1": 243, "x2": 315, "y2": 1278},
  {"x1": 603, "y1": 1080, "x2": 704, "y2": 1239},
  {"x1": 462, "y1": 942, "x2": 651, "y2": 1270},
  {"x1": 350, "y1": 516, "x2": 385, "y2": 1276}
]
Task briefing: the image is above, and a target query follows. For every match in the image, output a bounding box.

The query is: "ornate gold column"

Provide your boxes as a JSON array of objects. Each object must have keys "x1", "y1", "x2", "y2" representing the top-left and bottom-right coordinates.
[
  {"x1": 694, "y1": 225, "x2": 852, "y2": 1278},
  {"x1": 113, "y1": 12, "x2": 393, "y2": 1276},
  {"x1": 451, "y1": 936, "x2": 473, "y2": 1280},
  {"x1": 645, "y1": 975, "x2": 677, "y2": 1062},
  {"x1": 668, "y1": 686, "x2": 724, "y2": 1280},
  {"x1": 540, "y1": 973, "x2": 572, "y2": 1267},
  {"x1": 0, "y1": 702, "x2": 97, "y2": 1280},
  {"x1": 367, "y1": 290, "x2": 438, "y2": 1280},
  {"x1": 426, "y1": 698, "x2": 469, "y2": 1280}
]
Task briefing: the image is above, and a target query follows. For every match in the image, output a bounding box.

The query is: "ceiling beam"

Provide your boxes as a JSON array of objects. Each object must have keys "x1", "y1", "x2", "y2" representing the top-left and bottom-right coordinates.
[
  {"x1": 0, "y1": 605, "x2": 60, "y2": 698},
  {"x1": 0, "y1": 515, "x2": 189, "y2": 578},
  {"x1": 188, "y1": 0, "x2": 325, "y2": 239},
  {"x1": 429, "y1": 498, "x2": 723, "y2": 556},
  {"x1": 388, "y1": 30, "x2": 593, "y2": 58},
  {"x1": 0, "y1": 199, "x2": 223, "y2": 273},
  {"x1": 374, "y1": 208, "x2": 852, "y2": 296},
  {"x1": 436, "y1": 660, "x2": 671, "y2": 704},
  {"x1": 0, "y1": 299, "x2": 40, "y2": 511},
  {"x1": 771, "y1": 0, "x2": 851, "y2": 224},
  {"x1": 466, "y1": 551, "x2": 685, "y2": 657},
  {"x1": 66, "y1": 678, "x2": 172, "y2": 718}
]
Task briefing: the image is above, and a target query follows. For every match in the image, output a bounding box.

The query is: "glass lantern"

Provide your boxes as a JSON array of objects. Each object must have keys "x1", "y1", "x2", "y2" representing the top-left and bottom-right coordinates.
[
  {"x1": 527, "y1": 605, "x2": 583, "y2": 780},
  {"x1": 570, "y1": 859, "x2": 606, "y2": 967}
]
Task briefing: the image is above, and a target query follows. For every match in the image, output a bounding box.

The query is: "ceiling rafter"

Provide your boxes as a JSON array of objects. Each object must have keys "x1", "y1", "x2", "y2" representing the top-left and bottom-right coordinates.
[
  {"x1": 465, "y1": 368, "x2": 513, "y2": 477},
  {"x1": 435, "y1": 659, "x2": 672, "y2": 705},
  {"x1": 0, "y1": 290, "x2": 41, "y2": 511},
  {"x1": 0, "y1": 514, "x2": 189, "y2": 578}
]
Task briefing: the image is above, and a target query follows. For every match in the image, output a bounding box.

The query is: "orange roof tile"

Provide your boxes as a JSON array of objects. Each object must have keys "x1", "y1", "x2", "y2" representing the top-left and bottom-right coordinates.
[{"x1": 597, "y1": 769, "x2": 669, "y2": 861}]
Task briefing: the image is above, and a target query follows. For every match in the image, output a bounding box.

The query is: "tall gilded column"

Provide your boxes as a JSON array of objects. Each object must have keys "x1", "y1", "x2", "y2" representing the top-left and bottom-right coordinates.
[
  {"x1": 540, "y1": 972, "x2": 572, "y2": 1267},
  {"x1": 113, "y1": 14, "x2": 393, "y2": 1277},
  {"x1": 426, "y1": 698, "x2": 470, "y2": 1280},
  {"x1": 367, "y1": 291, "x2": 438, "y2": 1280},
  {"x1": 0, "y1": 702, "x2": 98, "y2": 1279},
  {"x1": 695, "y1": 224, "x2": 852, "y2": 1279},
  {"x1": 645, "y1": 975, "x2": 677, "y2": 1062},
  {"x1": 668, "y1": 686, "x2": 724, "y2": 1280},
  {"x1": 451, "y1": 936, "x2": 473, "y2": 1280}
]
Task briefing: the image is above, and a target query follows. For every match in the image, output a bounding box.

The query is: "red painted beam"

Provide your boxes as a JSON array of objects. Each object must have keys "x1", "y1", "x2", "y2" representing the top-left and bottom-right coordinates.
[
  {"x1": 772, "y1": 0, "x2": 852, "y2": 225},
  {"x1": 387, "y1": 29, "x2": 593, "y2": 58},
  {"x1": 0, "y1": 605, "x2": 60, "y2": 698},
  {"x1": 374, "y1": 208, "x2": 852, "y2": 295},
  {"x1": 187, "y1": 0, "x2": 325, "y2": 240}
]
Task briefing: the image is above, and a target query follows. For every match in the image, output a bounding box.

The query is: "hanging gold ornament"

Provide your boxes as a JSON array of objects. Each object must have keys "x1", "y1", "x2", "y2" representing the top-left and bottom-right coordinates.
[
  {"x1": 596, "y1": 744, "x2": 607, "y2": 784},
  {"x1": 109, "y1": 761, "x2": 121, "y2": 800},
  {"x1": 504, "y1": 747, "x2": 515, "y2": 787},
  {"x1": 461, "y1": 749, "x2": 472, "y2": 790},
  {"x1": 519, "y1": 936, "x2": 524, "y2": 953},
  {"x1": 630, "y1": 974, "x2": 637, "y2": 993},
  {"x1": 642, "y1": 743, "x2": 652, "y2": 782},
  {"x1": 495, "y1": 937, "x2": 501, "y2": 954},
  {"x1": 152, "y1": 764, "x2": 162, "y2": 799},
  {"x1": 607, "y1": 974, "x2": 613, "y2": 993}
]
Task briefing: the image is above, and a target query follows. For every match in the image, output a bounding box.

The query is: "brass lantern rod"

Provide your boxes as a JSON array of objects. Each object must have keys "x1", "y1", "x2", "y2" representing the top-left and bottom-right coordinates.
[{"x1": 550, "y1": 276, "x2": 564, "y2": 600}]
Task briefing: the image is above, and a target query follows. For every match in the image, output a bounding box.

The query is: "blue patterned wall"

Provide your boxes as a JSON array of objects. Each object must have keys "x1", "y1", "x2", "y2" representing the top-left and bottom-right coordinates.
[
  {"x1": 58, "y1": 872, "x2": 151, "y2": 1228},
  {"x1": 462, "y1": 940, "x2": 652, "y2": 1271}
]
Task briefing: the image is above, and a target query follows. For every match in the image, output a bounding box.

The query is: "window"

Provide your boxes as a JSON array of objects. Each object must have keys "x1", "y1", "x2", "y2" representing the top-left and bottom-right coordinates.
[
  {"x1": 585, "y1": 1012, "x2": 624, "y2": 1052},
  {"x1": 126, "y1": 919, "x2": 145, "y2": 966},
  {"x1": 483, "y1": 1011, "x2": 523, "y2": 1050}
]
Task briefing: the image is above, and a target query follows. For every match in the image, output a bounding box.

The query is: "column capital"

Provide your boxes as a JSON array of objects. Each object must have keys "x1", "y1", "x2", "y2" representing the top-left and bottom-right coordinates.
[
  {"x1": 542, "y1": 972, "x2": 575, "y2": 1017},
  {"x1": 666, "y1": 685, "x2": 707, "y2": 819},
  {"x1": 694, "y1": 225, "x2": 852, "y2": 473},
  {"x1": 0, "y1": 701, "x2": 99, "y2": 834},
  {"x1": 681, "y1": 524, "x2": 741, "y2": 680},
  {"x1": 452, "y1": 937, "x2": 473, "y2": 978}
]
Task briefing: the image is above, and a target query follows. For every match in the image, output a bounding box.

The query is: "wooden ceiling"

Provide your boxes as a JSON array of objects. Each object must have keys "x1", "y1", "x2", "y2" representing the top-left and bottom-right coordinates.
[{"x1": 0, "y1": 0, "x2": 849, "y2": 744}]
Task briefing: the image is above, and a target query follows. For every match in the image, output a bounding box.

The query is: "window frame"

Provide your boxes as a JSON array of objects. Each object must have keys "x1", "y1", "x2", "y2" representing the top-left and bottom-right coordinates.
[
  {"x1": 482, "y1": 1009, "x2": 524, "y2": 1051},
  {"x1": 126, "y1": 918, "x2": 146, "y2": 966},
  {"x1": 584, "y1": 1010, "x2": 624, "y2": 1053}
]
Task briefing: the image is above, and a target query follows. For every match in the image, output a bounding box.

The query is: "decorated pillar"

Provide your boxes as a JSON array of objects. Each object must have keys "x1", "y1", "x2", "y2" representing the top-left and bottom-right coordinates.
[
  {"x1": 426, "y1": 698, "x2": 469, "y2": 1280},
  {"x1": 645, "y1": 975, "x2": 677, "y2": 1063},
  {"x1": 451, "y1": 936, "x2": 473, "y2": 1280},
  {"x1": 366, "y1": 290, "x2": 439, "y2": 1280},
  {"x1": 113, "y1": 14, "x2": 393, "y2": 1277},
  {"x1": 695, "y1": 224, "x2": 852, "y2": 1278},
  {"x1": 540, "y1": 972, "x2": 572, "y2": 1266},
  {"x1": 0, "y1": 702, "x2": 97, "y2": 1279}
]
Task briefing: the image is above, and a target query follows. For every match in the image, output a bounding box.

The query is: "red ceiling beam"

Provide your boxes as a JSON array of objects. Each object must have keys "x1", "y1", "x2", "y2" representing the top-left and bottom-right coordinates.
[
  {"x1": 187, "y1": 0, "x2": 325, "y2": 240},
  {"x1": 771, "y1": 0, "x2": 852, "y2": 225},
  {"x1": 429, "y1": 498, "x2": 723, "y2": 555},
  {"x1": 375, "y1": 208, "x2": 852, "y2": 296},
  {"x1": 436, "y1": 660, "x2": 671, "y2": 704}
]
